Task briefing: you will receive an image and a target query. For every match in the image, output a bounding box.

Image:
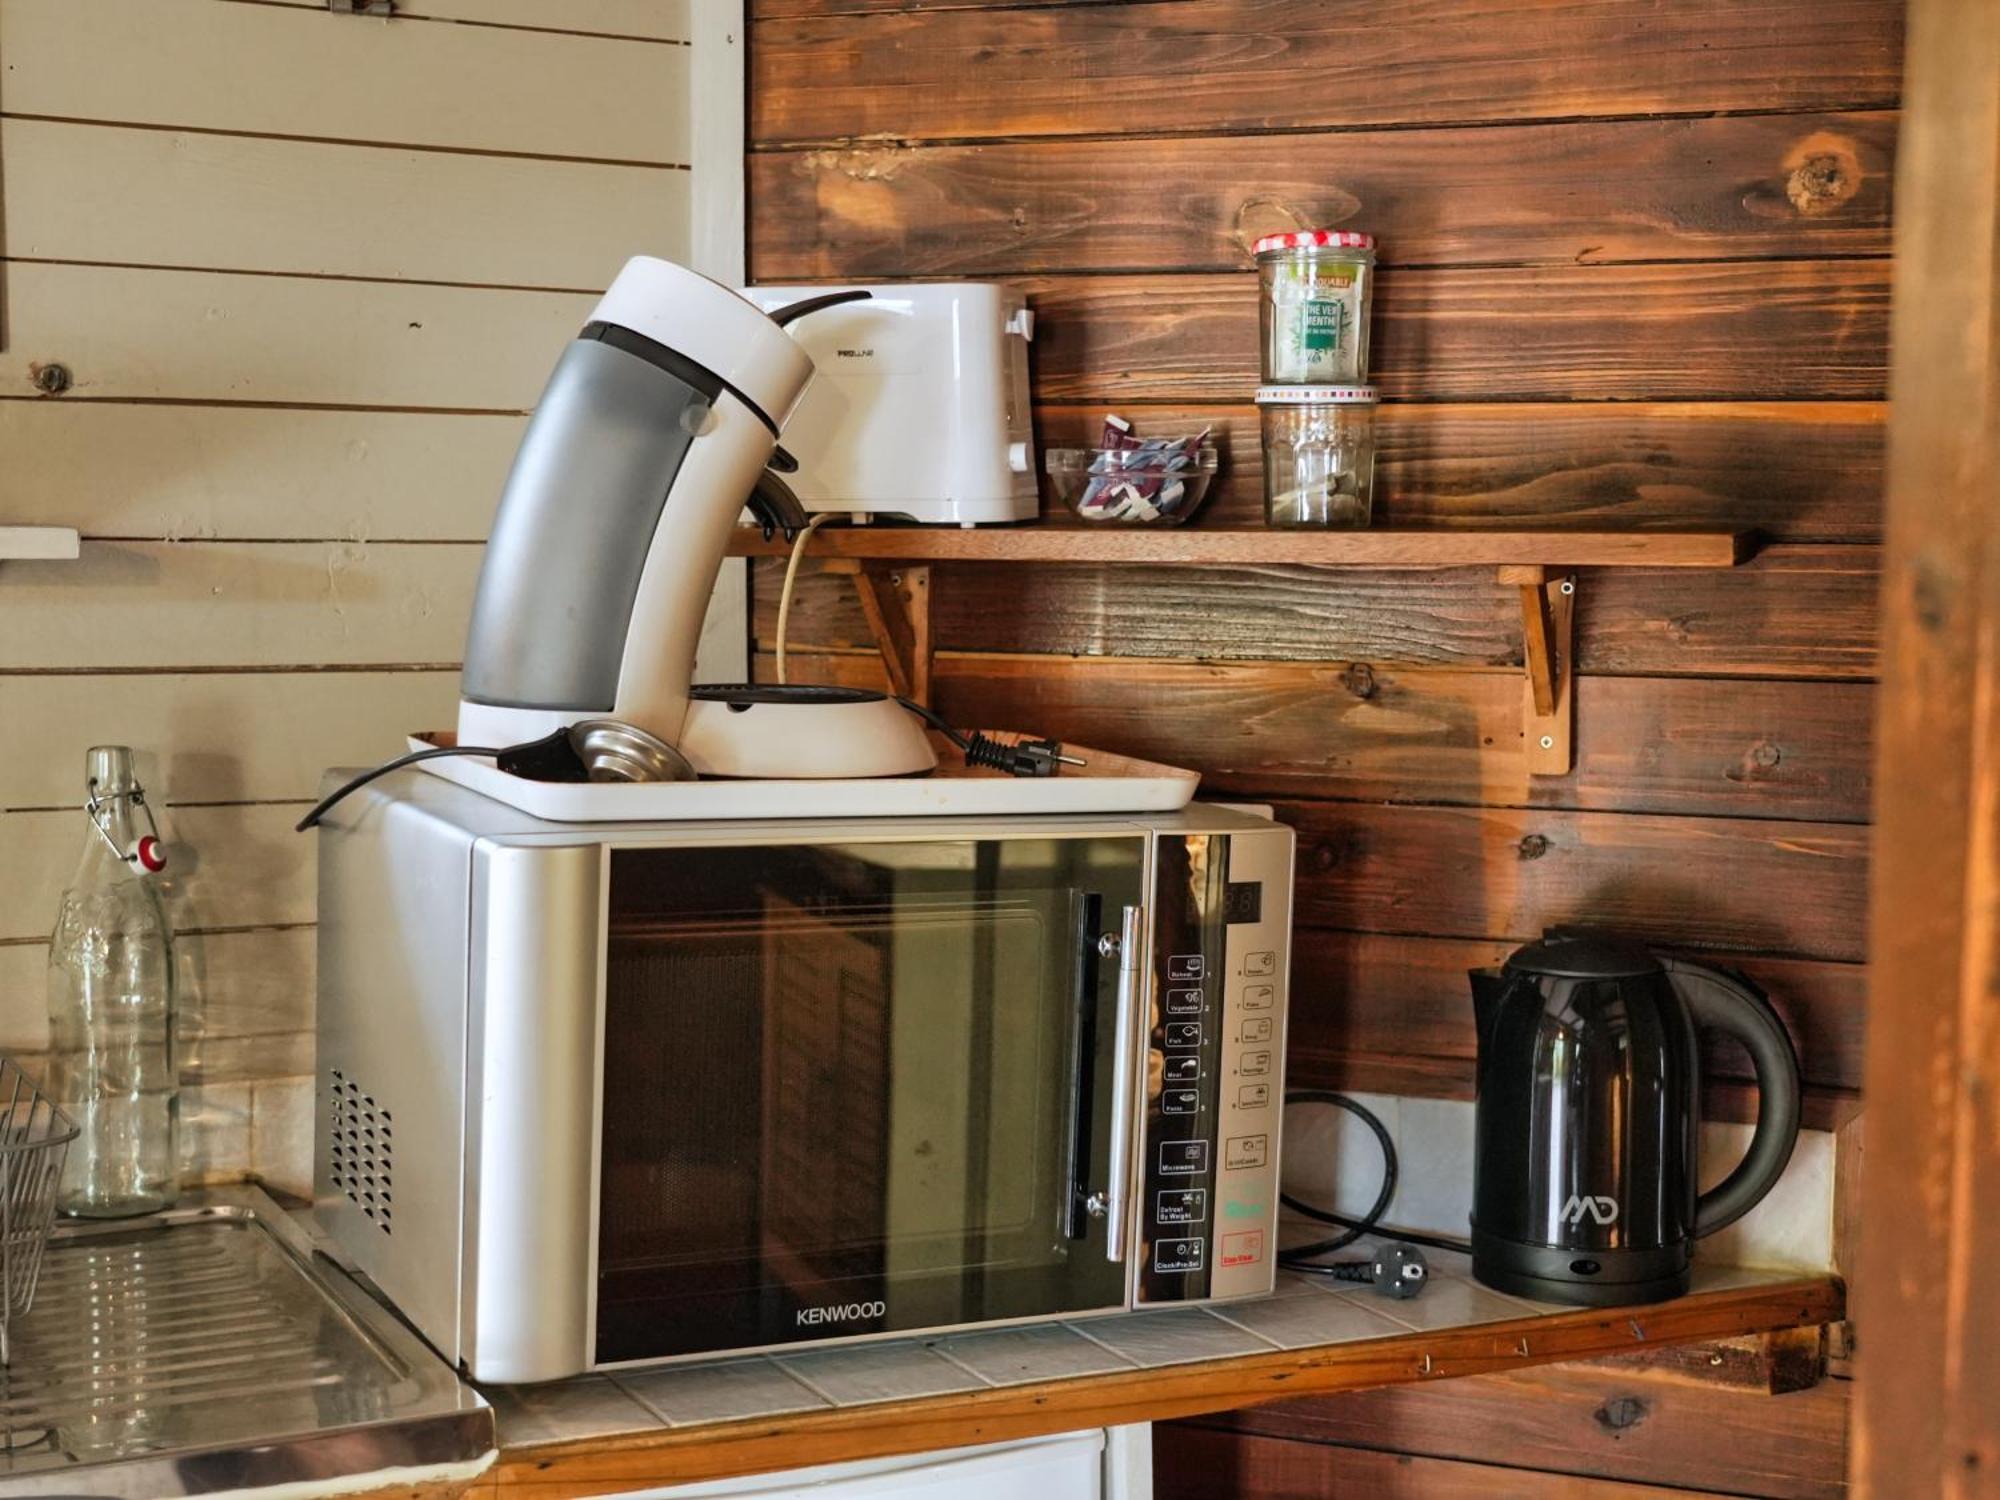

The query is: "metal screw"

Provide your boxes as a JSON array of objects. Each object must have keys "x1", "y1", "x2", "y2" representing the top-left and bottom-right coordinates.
[
  {"x1": 1539, "y1": 735, "x2": 1555, "y2": 750},
  {"x1": 1084, "y1": 1192, "x2": 1110, "y2": 1219},
  {"x1": 1097, "y1": 934, "x2": 1122, "y2": 959},
  {"x1": 32, "y1": 363, "x2": 71, "y2": 395},
  {"x1": 1559, "y1": 579, "x2": 1575, "y2": 596}
]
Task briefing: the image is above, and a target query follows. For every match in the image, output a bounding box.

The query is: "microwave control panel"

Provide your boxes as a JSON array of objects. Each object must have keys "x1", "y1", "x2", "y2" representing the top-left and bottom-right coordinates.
[{"x1": 1136, "y1": 826, "x2": 1292, "y2": 1304}]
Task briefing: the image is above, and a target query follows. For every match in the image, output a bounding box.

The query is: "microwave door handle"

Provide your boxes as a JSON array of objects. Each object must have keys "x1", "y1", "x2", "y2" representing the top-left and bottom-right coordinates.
[{"x1": 1102, "y1": 904, "x2": 1145, "y2": 1264}]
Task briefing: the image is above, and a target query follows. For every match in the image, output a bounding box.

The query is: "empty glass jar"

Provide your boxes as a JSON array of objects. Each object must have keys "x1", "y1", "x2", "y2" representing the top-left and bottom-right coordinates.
[
  {"x1": 1258, "y1": 386, "x2": 1378, "y2": 528},
  {"x1": 1256, "y1": 229, "x2": 1375, "y2": 385}
]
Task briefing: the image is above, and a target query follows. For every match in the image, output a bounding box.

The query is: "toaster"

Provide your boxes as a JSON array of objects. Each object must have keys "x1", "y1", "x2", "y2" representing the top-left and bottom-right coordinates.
[{"x1": 744, "y1": 283, "x2": 1037, "y2": 526}]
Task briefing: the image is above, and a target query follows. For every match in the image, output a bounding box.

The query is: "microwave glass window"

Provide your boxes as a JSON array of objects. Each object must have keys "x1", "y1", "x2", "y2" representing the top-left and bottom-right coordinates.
[{"x1": 595, "y1": 836, "x2": 1144, "y2": 1361}]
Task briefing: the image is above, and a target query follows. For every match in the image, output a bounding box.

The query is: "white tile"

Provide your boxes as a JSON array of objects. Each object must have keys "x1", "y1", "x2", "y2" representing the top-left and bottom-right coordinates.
[
  {"x1": 1349, "y1": 1272, "x2": 1539, "y2": 1333},
  {"x1": 251, "y1": 1075, "x2": 314, "y2": 1199},
  {"x1": 1279, "y1": 1092, "x2": 1398, "y2": 1220},
  {"x1": 1696, "y1": 1125, "x2": 1835, "y2": 1271},
  {"x1": 939, "y1": 1323, "x2": 1135, "y2": 1386},
  {"x1": 777, "y1": 1341, "x2": 987, "y2": 1406},
  {"x1": 1213, "y1": 1290, "x2": 1406, "y2": 1350},
  {"x1": 616, "y1": 1356, "x2": 829, "y2": 1427},
  {"x1": 1071, "y1": 1308, "x2": 1275, "y2": 1367},
  {"x1": 481, "y1": 1375, "x2": 656, "y2": 1447},
  {"x1": 1388, "y1": 1096, "x2": 1477, "y2": 1241}
]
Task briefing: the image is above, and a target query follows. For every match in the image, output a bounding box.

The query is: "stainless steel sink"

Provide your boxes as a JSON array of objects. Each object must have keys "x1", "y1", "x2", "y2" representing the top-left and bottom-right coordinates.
[{"x1": 0, "y1": 1186, "x2": 491, "y2": 1497}]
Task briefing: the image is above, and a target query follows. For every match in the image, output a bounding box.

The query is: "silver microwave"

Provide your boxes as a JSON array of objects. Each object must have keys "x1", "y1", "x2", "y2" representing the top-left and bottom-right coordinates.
[{"x1": 314, "y1": 771, "x2": 1293, "y2": 1383}]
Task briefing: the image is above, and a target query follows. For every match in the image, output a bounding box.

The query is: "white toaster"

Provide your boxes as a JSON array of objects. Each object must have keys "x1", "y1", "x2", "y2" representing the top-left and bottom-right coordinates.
[{"x1": 745, "y1": 283, "x2": 1037, "y2": 526}]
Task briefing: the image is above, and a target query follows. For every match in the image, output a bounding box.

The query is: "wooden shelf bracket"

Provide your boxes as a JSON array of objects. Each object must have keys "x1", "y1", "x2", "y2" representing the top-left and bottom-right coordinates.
[
  {"x1": 826, "y1": 559, "x2": 934, "y2": 707},
  {"x1": 1501, "y1": 564, "x2": 1577, "y2": 777}
]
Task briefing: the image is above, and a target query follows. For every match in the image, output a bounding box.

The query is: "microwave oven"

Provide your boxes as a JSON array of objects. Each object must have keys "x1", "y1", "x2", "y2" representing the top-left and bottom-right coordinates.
[{"x1": 314, "y1": 771, "x2": 1293, "y2": 1383}]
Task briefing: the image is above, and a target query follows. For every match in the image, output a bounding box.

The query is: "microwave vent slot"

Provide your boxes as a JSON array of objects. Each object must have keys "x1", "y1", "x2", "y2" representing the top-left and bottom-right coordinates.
[{"x1": 327, "y1": 1068, "x2": 393, "y2": 1234}]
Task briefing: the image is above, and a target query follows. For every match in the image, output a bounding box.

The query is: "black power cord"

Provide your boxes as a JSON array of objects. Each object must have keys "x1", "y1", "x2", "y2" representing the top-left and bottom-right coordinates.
[
  {"x1": 1278, "y1": 1090, "x2": 1470, "y2": 1296},
  {"x1": 893, "y1": 697, "x2": 1086, "y2": 778}
]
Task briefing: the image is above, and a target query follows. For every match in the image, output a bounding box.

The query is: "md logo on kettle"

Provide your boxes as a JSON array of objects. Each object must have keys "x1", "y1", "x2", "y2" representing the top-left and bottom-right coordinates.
[{"x1": 1560, "y1": 1194, "x2": 1619, "y2": 1227}]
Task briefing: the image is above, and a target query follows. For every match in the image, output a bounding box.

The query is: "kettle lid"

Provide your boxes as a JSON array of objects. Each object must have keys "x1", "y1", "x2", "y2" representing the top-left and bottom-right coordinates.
[{"x1": 1504, "y1": 928, "x2": 1661, "y2": 979}]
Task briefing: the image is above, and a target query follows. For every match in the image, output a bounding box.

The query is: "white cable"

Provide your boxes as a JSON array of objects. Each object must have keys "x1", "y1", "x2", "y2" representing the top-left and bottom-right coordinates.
[{"x1": 773, "y1": 512, "x2": 832, "y2": 685}]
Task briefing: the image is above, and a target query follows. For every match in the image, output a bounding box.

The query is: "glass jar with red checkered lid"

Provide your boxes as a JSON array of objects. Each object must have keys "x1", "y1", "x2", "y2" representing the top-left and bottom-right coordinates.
[{"x1": 1255, "y1": 229, "x2": 1375, "y2": 385}]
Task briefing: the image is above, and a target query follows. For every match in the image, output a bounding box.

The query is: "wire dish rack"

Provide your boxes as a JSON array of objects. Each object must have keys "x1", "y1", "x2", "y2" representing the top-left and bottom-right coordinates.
[{"x1": 0, "y1": 1062, "x2": 74, "y2": 1365}]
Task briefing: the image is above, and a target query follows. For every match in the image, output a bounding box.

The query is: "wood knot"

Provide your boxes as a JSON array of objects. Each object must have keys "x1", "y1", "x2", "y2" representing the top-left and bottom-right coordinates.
[
  {"x1": 1783, "y1": 132, "x2": 1863, "y2": 217},
  {"x1": 1341, "y1": 662, "x2": 1377, "y2": 699},
  {"x1": 1594, "y1": 1396, "x2": 1649, "y2": 1433},
  {"x1": 1517, "y1": 834, "x2": 1550, "y2": 861},
  {"x1": 1750, "y1": 741, "x2": 1782, "y2": 770}
]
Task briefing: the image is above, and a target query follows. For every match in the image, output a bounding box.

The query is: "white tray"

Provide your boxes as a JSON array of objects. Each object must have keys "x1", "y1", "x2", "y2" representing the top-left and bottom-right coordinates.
[{"x1": 408, "y1": 731, "x2": 1199, "y2": 822}]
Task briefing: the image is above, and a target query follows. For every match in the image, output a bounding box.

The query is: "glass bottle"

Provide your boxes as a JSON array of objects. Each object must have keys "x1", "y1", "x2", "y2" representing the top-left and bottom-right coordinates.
[{"x1": 46, "y1": 747, "x2": 178, "y2": 1217}]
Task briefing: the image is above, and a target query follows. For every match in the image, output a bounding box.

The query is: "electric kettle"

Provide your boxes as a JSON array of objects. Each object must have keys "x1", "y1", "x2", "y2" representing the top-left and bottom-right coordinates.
[{"x1": 1468, "y1": 930, "x2": 1801, "y2": 1306}]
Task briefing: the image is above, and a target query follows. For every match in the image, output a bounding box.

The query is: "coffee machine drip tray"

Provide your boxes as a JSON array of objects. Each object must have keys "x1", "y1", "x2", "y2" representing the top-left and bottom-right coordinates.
[{"x1": 406, "y1": 731, "x2": 1198, "y2": 822}]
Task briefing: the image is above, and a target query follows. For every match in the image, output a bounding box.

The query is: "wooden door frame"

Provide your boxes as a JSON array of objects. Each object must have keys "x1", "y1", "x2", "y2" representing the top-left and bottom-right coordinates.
[{"x1": 1856, "y1": 0, "x2": 2000, "y2": 1492}]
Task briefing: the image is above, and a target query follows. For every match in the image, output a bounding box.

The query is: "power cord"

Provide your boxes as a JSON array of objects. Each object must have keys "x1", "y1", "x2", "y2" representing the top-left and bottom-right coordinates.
[
  {"x1": 773, "y1": 511, "x2": 835, "y2": 685},
  {"x1": 1278, "y1": 1089, "x2": 1470, "y2": 1297}
]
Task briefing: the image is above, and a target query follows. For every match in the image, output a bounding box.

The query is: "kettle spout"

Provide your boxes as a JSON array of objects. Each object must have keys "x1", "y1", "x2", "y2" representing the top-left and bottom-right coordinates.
[{"x1": 1470, "y1": 969, "x2": 1507, "y2": 1052}]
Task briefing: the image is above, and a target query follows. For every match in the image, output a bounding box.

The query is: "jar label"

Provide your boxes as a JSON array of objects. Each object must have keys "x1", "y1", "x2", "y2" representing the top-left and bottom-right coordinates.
[{"x1": 1300, "y1": 298, "x2": 1344, "y2": 353}]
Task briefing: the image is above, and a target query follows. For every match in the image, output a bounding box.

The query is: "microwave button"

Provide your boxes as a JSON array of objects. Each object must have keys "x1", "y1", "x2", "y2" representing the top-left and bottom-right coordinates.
[
  {"x1": 1168, "y1": 955, "x2": 1205, "y2": 981},
  {"x1": 1164, "y1": 1021, "x2": 1202, "y2": 1050},
  {"x1": 1240, "y1": 1017, "x2": 1273, "y2": 1044},
  {"x1": 1241, "y1": 984, "x2": 1275, "y2": 1012},
  {"x1": 1243, "y1": 950, "x2": 1276, "y2": 977},
  {"x1": 1220, "y1": 1229, "x2": 1266, "y2": 1268},
  {"x1": 1237, "y1": 1083, "x2": 1271, "y2": 1109},
  {"x1": 1164, "y1": 1055, "x2": 1201, "y2": 1084},
  {"x1": 1166, "y1": 987, "x2": 1204, "y2": 1015},
  {"x1": 1153, "y1": 1238, "x2": 1204, "y2": 1274},
  {"x1": 1239, "y1": 1050, "x2": 1271, "y2": 1077},
  {"x1": 1163, "y1": 1088, "x2": 1199, "y2": 1115},
  {"x1": 1225, "y1": 1134, "x2": 1269, "y2": 1170},
  {"x1": 1156, "y1": 1188, "x2": 1207, "y2": 1225},
  {"x1": 1159, "y1": 1140, "x2": 1209, "y2": 1175}
]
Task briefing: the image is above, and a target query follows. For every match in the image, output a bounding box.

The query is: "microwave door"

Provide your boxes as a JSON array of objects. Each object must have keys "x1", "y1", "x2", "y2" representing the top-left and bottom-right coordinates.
[{"x1": 593, "y1": 834, "x2": 1144, "y2": 1364}]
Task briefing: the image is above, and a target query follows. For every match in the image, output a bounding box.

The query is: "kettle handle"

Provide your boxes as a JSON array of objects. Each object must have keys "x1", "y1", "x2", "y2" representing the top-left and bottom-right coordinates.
[{"x1": 1661, "y1": 957, "x2": 1803, "y2": 1237}]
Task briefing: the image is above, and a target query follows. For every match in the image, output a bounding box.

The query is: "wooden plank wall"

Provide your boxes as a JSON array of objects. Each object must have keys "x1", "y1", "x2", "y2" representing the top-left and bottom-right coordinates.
[
  {"x1": 0, "y1": 0, "x2": 696, "y2": 1191},
  {"x1": 744, "y1": 1, "x2": 1897, "y2": 1493}
]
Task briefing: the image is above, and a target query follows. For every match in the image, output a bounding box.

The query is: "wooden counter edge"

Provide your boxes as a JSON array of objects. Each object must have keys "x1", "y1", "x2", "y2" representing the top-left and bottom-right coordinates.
[{"x1": 483, "y1": 1274, "x2": 1842, "y2": 1497}]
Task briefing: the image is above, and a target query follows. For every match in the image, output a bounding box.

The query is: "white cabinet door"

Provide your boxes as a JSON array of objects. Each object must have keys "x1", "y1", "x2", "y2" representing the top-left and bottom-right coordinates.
[{"x1": 627, "y1": 1429, "x2": 1111, "y2": 1499}]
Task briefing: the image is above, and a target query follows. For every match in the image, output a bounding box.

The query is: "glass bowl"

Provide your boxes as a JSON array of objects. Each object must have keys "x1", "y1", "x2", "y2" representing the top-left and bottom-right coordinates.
[{"x1": 1046, "y1": 447, "x2": 1218, "y2": 526}]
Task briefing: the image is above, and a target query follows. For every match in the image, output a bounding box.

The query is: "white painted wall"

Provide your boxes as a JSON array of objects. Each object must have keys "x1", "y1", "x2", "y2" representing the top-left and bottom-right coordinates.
[{"x1": 0, "y1": 0, "x2": 740, "y2": 1192}]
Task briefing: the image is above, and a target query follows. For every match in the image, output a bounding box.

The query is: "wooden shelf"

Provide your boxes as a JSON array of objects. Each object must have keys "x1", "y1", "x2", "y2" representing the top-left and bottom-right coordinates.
[
  {"x1": 0, "y1": 526, "x2": 80, "y2": 561},
  {"x1": 734, "y1": 525, "x2": 1755, "y2": 781},
  {"x1": 480, "y1": 1272, "x2": 1843, "y2": 1496},
  {"x1": 727, "y1": 526, "x2": 1756, "y2": 569}
]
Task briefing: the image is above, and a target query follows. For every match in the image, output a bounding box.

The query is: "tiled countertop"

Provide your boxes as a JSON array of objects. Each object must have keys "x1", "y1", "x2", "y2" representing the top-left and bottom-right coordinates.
[{"x1": 473, "y1": 1249, "x2": 1842, "y2": 1496}]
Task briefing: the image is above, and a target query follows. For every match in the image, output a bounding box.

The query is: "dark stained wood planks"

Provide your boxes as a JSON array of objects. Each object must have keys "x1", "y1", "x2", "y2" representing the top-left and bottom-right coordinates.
[
  {"x1": 1019, "y1": 261, "x2": 1890, "y2": 404},
  {"x1": 1169, "y1": 1359, "x2": 1849, "y2": 1500},
  {"x1": 757, "y1": 546, "x2": 1878, "y2": 677},
  {"x1": 1153, "y1": 1423, "x2": 1758, "y2": 1499},
  {"x1": 751, "y1": 1, "x2": 1901, "y2": 142},
  {"x1": 1281, "y1": 801, "x2": 1869, "y2": 962},
  {"x1": 1028, "y1": 402, "x2": 1886, "y2": 542},
  {"x1": 750, "y1": 112, "x2": 1894, "y2": 276},
  {"x1": 773, "y1": 652, "x2": 1874, "y2": 821},
  {"x1": 1286, "y1": 932, "x2": 1867, "y2": 1098}
]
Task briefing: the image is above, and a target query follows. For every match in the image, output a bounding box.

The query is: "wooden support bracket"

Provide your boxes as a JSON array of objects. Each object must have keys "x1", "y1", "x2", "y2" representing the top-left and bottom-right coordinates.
[
  {"x1": 829, "y1": 560, "x2": 933, "y2": 706},
  {"x1": 1499, "y1": 565, "x2": 1576, "y2": 777}
]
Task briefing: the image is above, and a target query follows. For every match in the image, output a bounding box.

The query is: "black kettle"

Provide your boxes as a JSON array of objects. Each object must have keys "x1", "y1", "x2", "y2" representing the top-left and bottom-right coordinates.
[{"x1": 1468, "y1": 930, "x2": 1801, "y2": 1306}]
